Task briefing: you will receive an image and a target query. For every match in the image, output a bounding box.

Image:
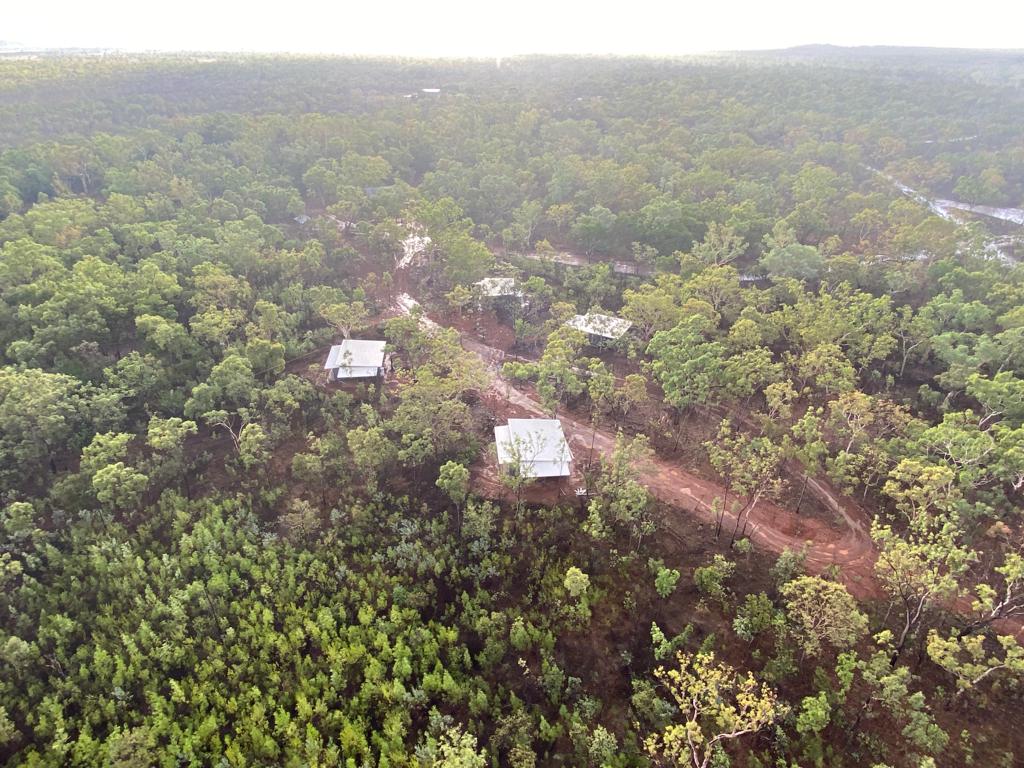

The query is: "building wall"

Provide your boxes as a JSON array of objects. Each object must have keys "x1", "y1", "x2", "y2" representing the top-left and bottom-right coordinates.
[
  {"x1": 500, "y1": 458, "x2": 571, "y2": 479},
  {"x1": 530, "y1": 459, "x2": 571, "y2": 478},
  {"x1": 331, "y1": 366, "x2": 382, "y2": 380}
]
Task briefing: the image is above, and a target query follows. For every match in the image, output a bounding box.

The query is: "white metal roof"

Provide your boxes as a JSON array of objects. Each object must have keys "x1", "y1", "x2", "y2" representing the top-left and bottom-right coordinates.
[
  {"x1": 565, "y1": 312, "x2": 632, "y2": 340},
  {"x1": 475, "y1": 277, "x2": 522, "y2": 297},
  {"x1": 494, "y1": 419, "x2": 573, "y2": 466},
  {"x1": 324, "y1": 339, "x2": 387, "y2": 370}
]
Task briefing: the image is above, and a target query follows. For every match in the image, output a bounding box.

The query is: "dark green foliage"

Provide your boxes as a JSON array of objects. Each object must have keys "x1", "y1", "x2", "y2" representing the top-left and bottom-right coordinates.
[{"x1": 1, "y1": 51, "x2": 1023, "y2": 768}]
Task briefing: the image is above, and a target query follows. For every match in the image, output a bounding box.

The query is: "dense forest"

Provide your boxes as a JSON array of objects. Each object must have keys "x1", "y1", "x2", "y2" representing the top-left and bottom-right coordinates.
[{"x1": 1, "y1": 51, "x2": 1023, "y2": 768}]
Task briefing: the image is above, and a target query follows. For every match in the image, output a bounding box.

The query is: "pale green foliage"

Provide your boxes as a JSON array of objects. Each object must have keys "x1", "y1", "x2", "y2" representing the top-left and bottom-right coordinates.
[
  {"x1": 564, "y1": 567, "x2": 591, "y2": 600},
  {"x1": 587, "y1": 725, "x2": 618, "y2": 767},
  {"x1": 651, "y1": 622, "x2": 693, "y2": 661},
  {"x1": 882, "y1": 458, "x2": 959, "y2": 524},
  {"x1": 0, "y1": 705, "x2": 17, "y2": 746},
  {"x1": 795, "y1": 692, "x2": 831, "y2": 735},
  {"x1": 509, "y1": 617, "x2": 532, "y2": 652},
  {"x1": 770, "y1": 546, "x2": 808, "y2": 587},
  {"x1": 244, "y1": 337, "x2": 285, "y2": 377},
  {"x1": 733, "y1": 592, "x2": 783, "y2": 643},
  {"x1": 184, "y1": 354, "x2": 256, "y2": 418},
  {"x1": 966, "y1": 371, "x2": 1024, "y2": 426},
  {"x1": 436, "y1": 461, "x2": 470, "y2": 507},
  {"x1": 780, "y1": 576, "x2": 868, "y2": 657},
  {"x1": 694, "y1": 554, "x2": 735, "y2": 607},
  {"x1": 784, "y1": 407, "x2": 828, "y2": 498},
  {"x1": 858, "y1": 639, "x2": 949, "y2": 758},
  {"x1": 445, "y1": 285, "x2": 475, "y2": 314},
  {"x1": 794, "y1": 691, "x2": 832, "y2": 766},
  {"x1": 621, "y1": 276, "x2": 686, "y2": 340},
  {"x1": 80, "y1": 431, "x2": 133, "y2": 477},
  {"x1": 92, "y1": 462, "x2": 148, "y2": 512},
  {"x1": 346, "y1": 424, "x2": 394, "y2": 490},
  {"x1": 872, "y1": 516, "x2": 974, "y2": 654},
  {"x1": 145, "y1": 417, "x2": 197, "y2": 454},
  {"x1": 969, "y1": 551, "x2": 1024, "y2": 628},
  {"x1": 644, "y1": 651, "x2": 784, "y2": 768},
  {"x1": 78, "y1": 434, "x2": 149, "y2": 512},
  {"x1": 505, "y1": 325, "x2": 589, "y2": 415},
  {"x1": 764, "y1": 379, "x2": 798, "y2": 422},
  {"x1": 795, "y1": 343, "x2": 856, "y2": 395},
  {"x1": 926, "y1": 630, "x2": 1024, "y2": 702},
  {"x1": 585, "y1": 433, "x2": 654, "y2": 547},
  {"x1": 431, "y1": 725, "x2": 487, "y2": 768},
  {"x1": 705, "y1": 419, "x2": 785, "y2": 540},
  {"x1": 318, "y1": 300, "x2": 368, "y2": 339},
  {"x1": 648, "y1": 316, "x2": 728, "y2": 411},
  {"x1": 653, "y1": 564, "x2": 681, "y2": 600},
  {"x1": 691, "y1": 222, "x2": 746, "y2": 266},
  {"x1": 760, "y1": 242, "x2": 824, "y2": 281},
  {"x1": 386, "y1": 351, "x2": 483, "y2": 467},
  {"x1": 238, "y1": 423, "x2": 269, "y2": 469},
  {"x1": 461, "y1": 499, "x2": 498, "y2": 541}
]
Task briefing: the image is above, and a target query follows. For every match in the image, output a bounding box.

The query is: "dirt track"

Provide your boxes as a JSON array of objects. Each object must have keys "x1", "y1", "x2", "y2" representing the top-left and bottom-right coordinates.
[
  {"x1": 460, "y1": 337, "x2": 881, "y2": 598},
  {"x1": 394, "y1": 291, "x2": 1024, "y2": 637}
]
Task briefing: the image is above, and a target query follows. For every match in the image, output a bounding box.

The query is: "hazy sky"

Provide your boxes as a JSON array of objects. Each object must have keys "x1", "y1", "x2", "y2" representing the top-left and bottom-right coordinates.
[{"x1": 6, "y1": 0, "x2": 1024, "y2": 56}]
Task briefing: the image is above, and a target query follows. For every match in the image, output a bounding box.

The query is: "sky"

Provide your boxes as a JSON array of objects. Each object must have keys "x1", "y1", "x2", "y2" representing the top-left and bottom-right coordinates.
[{"x1": 5, "y1": 0, "x2": 1024, "y2": 56}]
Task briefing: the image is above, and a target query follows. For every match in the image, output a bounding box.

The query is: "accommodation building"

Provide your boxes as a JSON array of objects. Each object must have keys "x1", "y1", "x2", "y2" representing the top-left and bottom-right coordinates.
[
  {"x1": 323, "y1": 339, "x2": 387, "y2": 380},
  {"x1": 474, "y1": 277, "x2": 525, "y2": 311},
  {"x1": 474, "y1": 277, "x2": 521, "y2": 298},
  {"x1": 494, "y1": 418, "x2": 573, "y2": 478},
  {"x1": 565, "y1": 312, "x2": 632, "y2": 343}
]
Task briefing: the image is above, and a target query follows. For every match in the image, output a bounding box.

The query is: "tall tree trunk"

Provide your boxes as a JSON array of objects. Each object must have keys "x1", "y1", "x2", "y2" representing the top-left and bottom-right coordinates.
[
  {"x1": 730, "y1": 498, "x2": 749, "y2": 545},
  {"x1": 716, "y1": 481, "x2": 731, "y2": 539},
  {"x1": 794, "y1": 472, "x2": 809, "y2": 515}
]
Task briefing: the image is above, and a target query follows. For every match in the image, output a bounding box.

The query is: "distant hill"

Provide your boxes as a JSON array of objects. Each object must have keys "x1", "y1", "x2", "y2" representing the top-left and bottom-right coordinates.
[
  {"x1": 0, "y1": 41, "x2": 115, "y2": 57},
  {"x1": 744, "y1": 43, "x2": 1024, "y2": 65},
  {"x1": 732, "y1": 44, "x2": 1024, "y2": 86},
  {"x1": 767, "y1": 43, "x2": 1024, "y2": 60}
]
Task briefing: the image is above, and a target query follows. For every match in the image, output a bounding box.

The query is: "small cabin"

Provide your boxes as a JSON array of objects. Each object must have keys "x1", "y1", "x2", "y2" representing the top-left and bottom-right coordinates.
[
  {"x1": 475, "y1": 277, "x2": 522, "y2": 299},
  {"x1": 739, "y1": 273, "x2": 769, "y2": 286},
  {"x1": 565, "y1": 312, "x2": 632, "y2": 344},
  {"x1": 494, "y1": 418, "x2": 573, "y2": 479},
  {"x1": 324, "y1": 339, "x2": 387, "y2": 381},
  {"x1": 474, "y1": 277, "x2": 526, "y2": 315},
  {"x1": 612, "y1": 260, "x2": 653, "y2": 277}
]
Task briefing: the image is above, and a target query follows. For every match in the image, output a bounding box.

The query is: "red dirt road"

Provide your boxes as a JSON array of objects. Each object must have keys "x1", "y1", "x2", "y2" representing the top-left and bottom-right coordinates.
[
  {"x1": 467, "y1": 337, "x2": 880, "y2": 598},
  {"x1": 398, "y1": 291, "x2": 1024, "y2": 637}
]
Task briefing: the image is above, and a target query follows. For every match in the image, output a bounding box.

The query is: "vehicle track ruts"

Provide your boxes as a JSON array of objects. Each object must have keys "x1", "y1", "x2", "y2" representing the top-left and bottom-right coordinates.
[{"x1": 396, "y1": 292, "x2": 1024, "y2": 637}]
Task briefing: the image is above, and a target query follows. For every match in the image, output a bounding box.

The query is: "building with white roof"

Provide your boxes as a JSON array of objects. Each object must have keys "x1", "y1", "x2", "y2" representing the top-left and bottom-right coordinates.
[
  {"x1": 475, "y1": 277, "x2": 521, "y2": 297},
  {"x1": 565, "y1": 312, "x2": 632, "y2": 341},
  {"x1": 494, "y1": 418, "x2": 573, "y2": 478},
  {"x1": 324, "y1": 339, "x2": 387, "y2": 380}
]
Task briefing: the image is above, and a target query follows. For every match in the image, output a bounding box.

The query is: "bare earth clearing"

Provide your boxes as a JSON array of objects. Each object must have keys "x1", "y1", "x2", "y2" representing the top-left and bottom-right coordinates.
[
  {"x1": 385, "y1": 286, "x2": 1024, "y2": 638},
  {"x1": 395, "y1": 293, "x2": 880, "y2": 598}
]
